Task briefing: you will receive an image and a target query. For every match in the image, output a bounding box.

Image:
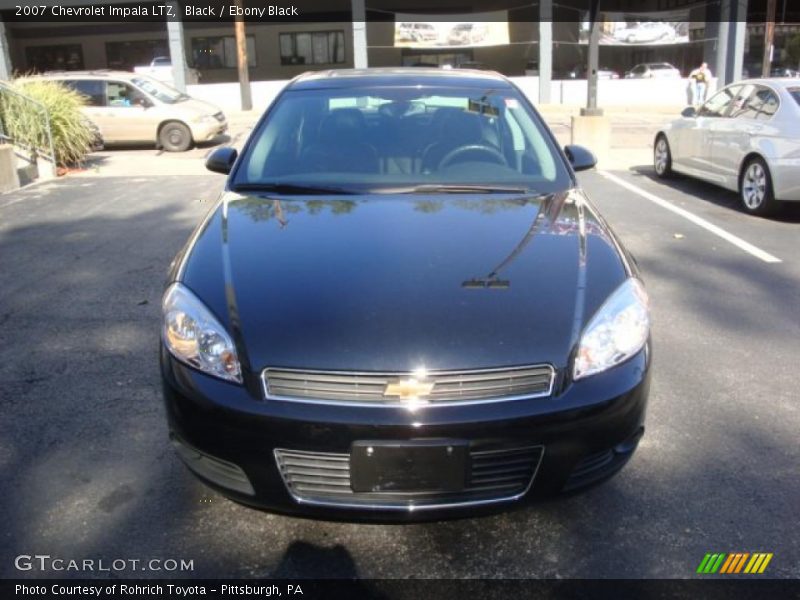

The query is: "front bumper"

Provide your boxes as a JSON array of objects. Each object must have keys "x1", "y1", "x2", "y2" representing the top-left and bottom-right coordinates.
[
  {"x1": 161, "y1": 346, "x2": 651, "y2": 520},
  {"x1": 190, "y1": 119, "x2": 228, "y2": 142}
]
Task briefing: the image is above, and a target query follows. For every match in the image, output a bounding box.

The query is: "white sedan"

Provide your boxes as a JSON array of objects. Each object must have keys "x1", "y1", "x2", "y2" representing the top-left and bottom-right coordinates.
[{"x1": 654, "y1": 79, "x2": 800, "y2": 216}]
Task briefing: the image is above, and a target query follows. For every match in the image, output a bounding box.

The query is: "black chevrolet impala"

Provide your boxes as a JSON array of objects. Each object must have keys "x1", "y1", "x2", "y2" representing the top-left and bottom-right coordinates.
[{"x1": 161, "y1": 69, "x2": 651, "y2": 519}]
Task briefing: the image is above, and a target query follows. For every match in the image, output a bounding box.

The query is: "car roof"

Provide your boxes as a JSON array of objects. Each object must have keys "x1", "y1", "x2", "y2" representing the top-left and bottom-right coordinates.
[
  {"x1": 734, "y1": 77, "x2": 800, "y2": 88},
  {"x1": 33, "y1": 70, "x2": 137, "y2": 81},
  {"x1": 289, "y1": 67, "x2": 512, "y2": 90}
]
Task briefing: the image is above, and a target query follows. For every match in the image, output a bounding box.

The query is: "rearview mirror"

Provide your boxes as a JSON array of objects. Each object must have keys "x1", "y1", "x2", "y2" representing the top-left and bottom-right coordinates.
[
  {"x1": 681, "y1": 106, "x2": 697, "y2": 118},
  {"x1": 564, "y1": 144, "x2": 597, "y2": 172},
  {"x1": 205, "y1": 147, "x2": 237, "y2": 175}
]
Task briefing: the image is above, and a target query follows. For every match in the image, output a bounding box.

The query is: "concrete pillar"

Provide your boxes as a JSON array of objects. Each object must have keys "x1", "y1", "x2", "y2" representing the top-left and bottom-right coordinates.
[
  {"x1": 715, "y1": 1, "x2": 731, "y2": 86},
  {"x1": 572, "y1": 0, "x2": 609, "y2": 162},
  {"x1": 352, "y1": 0, "x2": 368, "y2": 69},
  {"x1": 0, "y1": 145, "x2": 20, "y2": 193},
  {"x1": 714, "y1": 0, "x2": 748, "y2": 86},
  {"x1": 538, "y1": 0, "x2": 552, "y2": 104},
  {"x1": 167, "y1": 0, "x2": 187, "y2": 92},
  {"x1": 726, "y1": 0, "x2": 748, "y2": 84},
  {"x1": 582, "y1": 0, "x2": 603, "y2": 116},
  {"x1": 0, "y1": 17, "x2": 13, "y2": 80}
]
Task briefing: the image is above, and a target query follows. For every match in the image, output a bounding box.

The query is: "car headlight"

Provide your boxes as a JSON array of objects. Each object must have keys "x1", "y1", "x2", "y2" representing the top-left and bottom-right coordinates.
[
  {"x1": 162, "y1": 283, "x2": 242, "y2": 383},
  {"x1": 192, "y1": 114, "x2": 215, "y2": 123},
  {"x1": 573, "y1": 278, "x2": 650, "y2": 380}
]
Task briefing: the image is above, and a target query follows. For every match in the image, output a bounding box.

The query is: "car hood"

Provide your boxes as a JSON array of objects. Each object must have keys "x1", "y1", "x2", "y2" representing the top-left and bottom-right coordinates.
[
  {"x1": 178, "y1": 190, "x2": 630, "y2": 373},
  {"x1": 180, "y1": 97, "x2": 222, "y2": 117}
]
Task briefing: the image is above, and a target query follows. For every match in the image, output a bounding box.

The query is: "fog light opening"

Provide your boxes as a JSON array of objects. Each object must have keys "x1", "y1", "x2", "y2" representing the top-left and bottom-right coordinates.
[
  {"x1": 614, "y1": 426, "x2": 645, "y2": 455},
  {"x1": 170, "y1": 434, "x2": 255, "y2": 496}
]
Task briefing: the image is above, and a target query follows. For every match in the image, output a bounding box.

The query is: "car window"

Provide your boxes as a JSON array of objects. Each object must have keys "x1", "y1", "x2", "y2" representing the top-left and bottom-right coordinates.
[
  {"x1": 62, "y1": 79, "x2": 105, "y2": 107},
  {"x1": 789, "y1": 87, "x2": 800, "y2": 107},
  {"x1": 729, "y1": 84, "x2": 757, "y2": 118},
  {"x1": 234, "y1": 86, "x2": 571, "y2": 193},
  {"x1": 698, "y1": 86, "x2": 740, "y2": 117},
  {"x1": 731, "y1": 85, "x2": 779, "y2": 120},
  {"x1": 131, "y1": 76, "x2": 186, "y2": 104},
  {"x1": 106, "y1": 81, "x2": 150, "y2": 108},
  {"x1": 754, "y1": 87, "x2": 779, "y2": 119}
]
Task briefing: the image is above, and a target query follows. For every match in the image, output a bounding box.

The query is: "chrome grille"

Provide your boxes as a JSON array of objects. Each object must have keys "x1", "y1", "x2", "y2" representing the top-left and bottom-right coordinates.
[
  {"x1": 262, "y1": 365, "x2": 555, "y2": 406},
  {"x1": 274, "y1": 444, "x2": 544, "y2": 510}
]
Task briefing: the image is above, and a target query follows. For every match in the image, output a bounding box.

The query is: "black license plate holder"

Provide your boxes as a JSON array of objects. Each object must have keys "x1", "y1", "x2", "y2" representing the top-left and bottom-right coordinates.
[{"x1": 350, "y1": 440, "x2": 468, "y2": 493}]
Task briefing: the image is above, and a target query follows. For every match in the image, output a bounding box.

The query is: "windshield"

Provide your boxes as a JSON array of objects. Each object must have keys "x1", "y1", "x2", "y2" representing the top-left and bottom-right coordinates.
[
  {"x1": 131, "y1": 76, "x2": 187, "y2": 104},
  {"x1": 233, "y1": 85, "x2": 571, "y2": 193}
]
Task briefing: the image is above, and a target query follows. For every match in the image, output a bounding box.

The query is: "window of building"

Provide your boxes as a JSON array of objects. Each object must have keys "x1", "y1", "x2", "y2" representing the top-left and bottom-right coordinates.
[
  {"x1": 192, "y1": 36, "x2": 256, "y2": 69},
  {"x1": 25, "y1": 44, "x2": 84, "y2": 72},
  {"x1": 279, "y1": 31, "x2": 345, "y2": 66},
  {"x1": 401, "y1": 50, "x2": 474, "y2": 68},
  {"x1": 106, "y1": 40, "x2": 168, "y2": 71}
]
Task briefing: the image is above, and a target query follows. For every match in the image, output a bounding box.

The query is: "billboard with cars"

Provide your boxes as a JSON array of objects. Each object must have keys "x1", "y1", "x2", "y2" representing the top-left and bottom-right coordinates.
[
  {"x1": 394, "y1": 12, "x2": 509, "y2": 48},
  {"x1": 579, "y1": 9, "x2": 691, "y2": 46}
]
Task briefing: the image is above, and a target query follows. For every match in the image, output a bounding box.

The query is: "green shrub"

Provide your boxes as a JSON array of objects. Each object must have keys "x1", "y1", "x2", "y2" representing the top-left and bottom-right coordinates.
[{"x1": 0, "y1": 78, "x2": 95, "y2": 168}]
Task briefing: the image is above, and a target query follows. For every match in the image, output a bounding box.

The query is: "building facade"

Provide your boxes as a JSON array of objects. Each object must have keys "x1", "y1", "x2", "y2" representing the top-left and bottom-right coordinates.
[{"x1": 1, "y1": 0, "x2": 795, "y2": 102}]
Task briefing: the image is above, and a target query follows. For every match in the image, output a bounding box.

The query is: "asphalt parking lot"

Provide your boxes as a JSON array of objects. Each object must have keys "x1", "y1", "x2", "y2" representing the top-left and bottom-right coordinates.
[{"x1": 1, "y1": 137, "x2": 798, "y2": 579}]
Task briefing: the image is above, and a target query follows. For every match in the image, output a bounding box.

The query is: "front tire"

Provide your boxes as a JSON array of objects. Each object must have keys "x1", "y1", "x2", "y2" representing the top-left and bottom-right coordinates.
[
  {"x1": 739, "y1": 157, "x2": 778, "y2": 217},
  {"x1": 159, "y1": 121, "x2": 192, "y2": 152},
  {"x1": 653, "y1": 135, "x2": 672, "y2": 178}
]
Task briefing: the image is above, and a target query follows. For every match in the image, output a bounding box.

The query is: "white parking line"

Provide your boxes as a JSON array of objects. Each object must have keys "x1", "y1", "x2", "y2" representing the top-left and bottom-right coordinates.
[{"x1": 599, "y1": 171, "x2": 782, "y2": 264}]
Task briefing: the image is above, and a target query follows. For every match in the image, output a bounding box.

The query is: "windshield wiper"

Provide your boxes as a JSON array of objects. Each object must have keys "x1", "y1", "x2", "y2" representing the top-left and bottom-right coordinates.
[
  {"x1": 396, "y1": 184, "x2": 532, "y2": 194},
  {"x1": 231, "y1": 182, "x2": 358, "y2": 195}
]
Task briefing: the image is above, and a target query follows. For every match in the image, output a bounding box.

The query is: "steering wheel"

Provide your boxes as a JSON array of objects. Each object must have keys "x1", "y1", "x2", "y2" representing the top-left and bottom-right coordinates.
[{"x1": 439, "y1": 144, "x2": 507, "y2": 169}]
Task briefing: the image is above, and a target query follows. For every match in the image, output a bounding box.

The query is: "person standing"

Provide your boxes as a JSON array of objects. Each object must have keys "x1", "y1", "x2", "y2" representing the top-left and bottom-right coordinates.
[{"x1": 689, "y1": 62, "x2": 712, "y2": 105}]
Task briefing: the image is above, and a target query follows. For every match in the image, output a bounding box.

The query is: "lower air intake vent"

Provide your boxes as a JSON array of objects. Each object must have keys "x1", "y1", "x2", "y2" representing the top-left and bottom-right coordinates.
[{"x1": 274, "y1": 444, "x2": 544, "y2": 510}]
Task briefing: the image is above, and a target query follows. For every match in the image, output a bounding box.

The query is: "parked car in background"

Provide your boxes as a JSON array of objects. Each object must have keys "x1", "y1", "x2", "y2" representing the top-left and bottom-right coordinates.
[
  {"x1": 771, "y1": 66, "x2": 800, "y2": 78},
  {"x1": 161, "y1": 68, "x2": 651, "y2": 519},
  {"x1": 625, "y1": 63, "x2": 682, "y2": 79},
  {"x1": 566, "y1": 65, "x2": 620, "y2": 80},
  {"x1": 134, "y1": 56, "x2": 200, "y2": 86},
  {"x1": 653, "y1": 79, "x2": 800, "y2": 216},
  {"x1": 33, "y1": 70, "x2": 225, "y2": 151}
]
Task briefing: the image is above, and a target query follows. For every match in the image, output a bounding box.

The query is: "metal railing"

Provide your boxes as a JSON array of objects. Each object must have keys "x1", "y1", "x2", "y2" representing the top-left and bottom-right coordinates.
[{"x1": 0, "y1": 81, "x2": 57, "y2": 177}]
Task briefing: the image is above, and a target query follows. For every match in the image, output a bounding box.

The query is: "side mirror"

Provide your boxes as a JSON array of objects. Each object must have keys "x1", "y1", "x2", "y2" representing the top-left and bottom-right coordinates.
[
  {"x1": 564, "y1": 144, "x2": 597, "y2": 172},
  {"x1": 681, "y1": 106, "x2": 697, "y2": 118},
  {"x1": 205, "y1": 146, "x2": 237, "y2": 175}
]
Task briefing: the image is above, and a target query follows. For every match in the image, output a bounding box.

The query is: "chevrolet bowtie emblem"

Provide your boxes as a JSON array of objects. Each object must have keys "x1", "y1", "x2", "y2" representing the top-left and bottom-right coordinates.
[{"x1": 383, "y1": 377, "x2": 435, "y2": 400}]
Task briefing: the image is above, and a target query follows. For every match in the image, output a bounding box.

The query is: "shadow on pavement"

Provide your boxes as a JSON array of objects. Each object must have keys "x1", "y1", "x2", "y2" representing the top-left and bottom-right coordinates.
[{"x1": 627, "y1": 164, "x2": 800, "y2": 223}]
